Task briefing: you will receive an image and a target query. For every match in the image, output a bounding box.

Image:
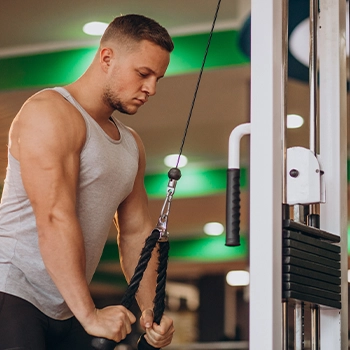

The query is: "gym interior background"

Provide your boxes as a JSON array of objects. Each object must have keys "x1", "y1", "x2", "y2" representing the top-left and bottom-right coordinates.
[{"x1": 0, "y1": 0, "x2": 349, "y2": 348}]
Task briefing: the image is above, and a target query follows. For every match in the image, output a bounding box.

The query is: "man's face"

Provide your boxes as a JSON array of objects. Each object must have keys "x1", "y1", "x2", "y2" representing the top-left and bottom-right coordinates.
[{"x1": 103, "y1": 40, "x2": 170, "y2": 115}]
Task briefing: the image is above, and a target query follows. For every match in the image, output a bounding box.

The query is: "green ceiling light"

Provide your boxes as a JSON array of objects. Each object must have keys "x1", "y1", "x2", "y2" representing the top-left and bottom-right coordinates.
[
  {"x1": 100, "y1": 234, "x2": 248, "y2": 263},
  {"x1": 145, "y1": 167, "x2": 247, "y2": 199},
  {"x1": 0, "y1": 29, "x2": 249, "y2": 91},
  {"x1": 0, "y1": 48, "x2": 97, "y2": 90},
  {"x1": 164, "y1": 154, "x2": 188, "y2": 168},
  {"x1": 83, "y1": 21, "x2": 108, "y2": 36},
  {"x1": 168, "y1": 30, "x2": 249, "y2": 76},
  {"x1": 169, "y1": 234, "x2": 248, "y2": 262}
]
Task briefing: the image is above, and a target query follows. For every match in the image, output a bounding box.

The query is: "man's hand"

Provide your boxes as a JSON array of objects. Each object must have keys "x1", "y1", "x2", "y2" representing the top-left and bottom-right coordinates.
[
  {"x1": 140, "y1": 309, "x2": 175, "y2": 348},
  {"x1": 83, "y1": 305, "x2": 136, "y2": 343}
]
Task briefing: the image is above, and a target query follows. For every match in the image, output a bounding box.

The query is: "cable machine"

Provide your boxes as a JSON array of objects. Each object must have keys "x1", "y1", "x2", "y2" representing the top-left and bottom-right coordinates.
[
  {"x1": 91, "y1": 0, "x2": 347, "y2": 348},
  {"x1": 227, "y1": 0, "x2": 347, "y2": 349}
]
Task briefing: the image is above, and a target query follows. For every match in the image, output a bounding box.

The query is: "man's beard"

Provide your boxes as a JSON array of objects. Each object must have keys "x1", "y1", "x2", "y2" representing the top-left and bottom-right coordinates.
[{"x1": 102, "y1": 88, "x2": 133, "y2": 115}]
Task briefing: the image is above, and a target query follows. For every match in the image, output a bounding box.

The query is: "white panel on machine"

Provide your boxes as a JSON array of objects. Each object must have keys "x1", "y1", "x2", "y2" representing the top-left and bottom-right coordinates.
[{"x1": 286, "y1": 146, "x2": 325, "y2": 205}]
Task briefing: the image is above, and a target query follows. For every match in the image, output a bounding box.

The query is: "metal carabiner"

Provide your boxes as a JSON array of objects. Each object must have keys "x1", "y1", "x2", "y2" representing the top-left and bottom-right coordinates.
[{"x1": 156, "y1": 168, "x2": 181, "y2": 242}]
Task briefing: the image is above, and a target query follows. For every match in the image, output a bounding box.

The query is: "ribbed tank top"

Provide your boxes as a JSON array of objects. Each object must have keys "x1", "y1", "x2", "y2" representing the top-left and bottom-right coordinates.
[{"x1": 0, "y1": 87, "x2": 139, "y2": 319}]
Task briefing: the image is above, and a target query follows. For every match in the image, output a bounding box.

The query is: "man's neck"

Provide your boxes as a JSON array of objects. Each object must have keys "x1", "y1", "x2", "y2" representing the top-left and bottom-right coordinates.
[{"x1": 64, "y1": 78, "x2": 113, "y2": 122}]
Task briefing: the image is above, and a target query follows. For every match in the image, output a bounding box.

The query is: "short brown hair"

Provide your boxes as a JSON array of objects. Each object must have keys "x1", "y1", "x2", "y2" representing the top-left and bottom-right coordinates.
[{"x1": 101, "y1": 14, "x2": 174, "y2": 52}]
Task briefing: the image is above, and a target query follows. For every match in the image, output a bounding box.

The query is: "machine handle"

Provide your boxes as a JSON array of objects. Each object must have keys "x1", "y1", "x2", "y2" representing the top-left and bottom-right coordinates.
[
  {"x1": 91, "y1": 337, "x2": 117, "y2": 350},
  {"x1": 92, "y1": 184, "x2": 171, "y2": 350},
  {"x1": 226, "y1": 168, "x2": 241, "y2": 246},
  {"x1": 92, "y1": 335, "x2": 160, "y2": 350}
]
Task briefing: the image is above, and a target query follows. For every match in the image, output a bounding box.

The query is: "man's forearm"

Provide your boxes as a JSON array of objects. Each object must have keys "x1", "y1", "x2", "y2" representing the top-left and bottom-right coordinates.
[
  {"x1": 119, "y1": 230, "x2": 158, "y2": 313},
  {"x1": 135, "y1": 250, "x2": 159, "y2": 312},
  {"x1": 37, "y1": 218, "x2": 96, "y2": 324}
]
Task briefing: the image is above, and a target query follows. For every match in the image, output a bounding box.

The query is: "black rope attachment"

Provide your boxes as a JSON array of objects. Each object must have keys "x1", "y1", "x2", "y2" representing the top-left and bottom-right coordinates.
[{"x1": 92, "y1": 170, "x2": 180, "y2": 350}]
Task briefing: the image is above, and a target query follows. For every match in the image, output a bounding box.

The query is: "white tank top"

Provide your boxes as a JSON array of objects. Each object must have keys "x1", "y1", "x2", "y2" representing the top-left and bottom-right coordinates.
[{"x1": 0, "y1": 87, "x2": 139, "y2": 319}]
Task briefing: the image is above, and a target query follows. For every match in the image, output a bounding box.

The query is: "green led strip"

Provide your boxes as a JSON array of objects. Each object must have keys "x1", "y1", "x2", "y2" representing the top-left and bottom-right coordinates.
[
  {"x1": 0, "y1": 30, "x2": 249, "y2": 91},
  {"x1": 93, "y1": 234, "x2": 248, "y2": 286},
  {"x1": 100, "y1": 234, "x2": 248, "y2": 263},
  {"x1": 168, "y1": 30, "x2": 249, "y2": 75},
  {"x1": 145, "y1": 167, "x2": 247, "y2": 199},
  {"x1": 0, "y1": 48, "x2": 96, "y2": 91},
  {"x1": 169, "y1": 234, "x2": 247, "y2": 262}
]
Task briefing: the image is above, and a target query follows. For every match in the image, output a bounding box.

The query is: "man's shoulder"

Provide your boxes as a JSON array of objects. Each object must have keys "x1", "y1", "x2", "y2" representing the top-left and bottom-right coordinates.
[
  {"x1": 24, "y1": 89, "x2": 69, "y2": 112},
  {"x1": 19, "y1": 89, "x2": 81, "y2": 123}
]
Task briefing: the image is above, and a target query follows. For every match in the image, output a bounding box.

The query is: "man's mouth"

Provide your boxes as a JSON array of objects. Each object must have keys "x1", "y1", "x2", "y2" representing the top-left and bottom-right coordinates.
[{"x1": 135, "y1": 98, "x2": 147, "y2": 105}]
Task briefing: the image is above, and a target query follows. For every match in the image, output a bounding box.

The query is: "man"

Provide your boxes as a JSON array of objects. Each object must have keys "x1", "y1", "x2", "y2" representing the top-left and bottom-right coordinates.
[{"x1": 0, "y1": 14, "x2": 175, "y2": 349}]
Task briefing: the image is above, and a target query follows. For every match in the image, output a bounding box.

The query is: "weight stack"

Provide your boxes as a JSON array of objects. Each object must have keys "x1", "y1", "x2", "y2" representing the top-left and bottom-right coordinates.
[{"x1": 282, "y1": 224, "x2": 341, "y2": 309}]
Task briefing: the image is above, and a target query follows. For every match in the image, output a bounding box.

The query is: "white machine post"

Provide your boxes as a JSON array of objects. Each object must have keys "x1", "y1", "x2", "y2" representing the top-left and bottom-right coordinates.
[
  {"x1": 319, "y1": 0, "x2": 348, "y2": 349},
  {"x1": 249, "y1": 0, "x2": 283, "y2": 349},
  {"x1": 248, "y1": 0, "x2": 347, "y2": 349}
]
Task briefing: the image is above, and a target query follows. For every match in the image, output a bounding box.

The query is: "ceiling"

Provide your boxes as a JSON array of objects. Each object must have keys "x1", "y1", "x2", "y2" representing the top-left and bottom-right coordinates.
[
  {"x1": 0, "y1": 0, "x2": 349, "y2": 289},
  {"x1": 0, "y1": 0, "x2": 248, "y2": 51}
]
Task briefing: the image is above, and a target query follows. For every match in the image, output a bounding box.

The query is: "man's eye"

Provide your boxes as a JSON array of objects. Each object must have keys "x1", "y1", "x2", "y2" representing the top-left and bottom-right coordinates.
[{"x1": 139, "y1": 72, "x2": 147, "y2": 77}]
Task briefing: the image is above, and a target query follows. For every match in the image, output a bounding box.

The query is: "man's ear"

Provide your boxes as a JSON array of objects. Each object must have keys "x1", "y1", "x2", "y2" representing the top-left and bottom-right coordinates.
[{"x1": 100, "y1": 47, "x2": 113, "y2": 72}]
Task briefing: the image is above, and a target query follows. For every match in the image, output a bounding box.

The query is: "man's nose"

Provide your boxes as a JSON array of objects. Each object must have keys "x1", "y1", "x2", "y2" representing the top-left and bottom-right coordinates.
[{"x1": 143, "y1": 80, "x2": 157, "y2": 97}]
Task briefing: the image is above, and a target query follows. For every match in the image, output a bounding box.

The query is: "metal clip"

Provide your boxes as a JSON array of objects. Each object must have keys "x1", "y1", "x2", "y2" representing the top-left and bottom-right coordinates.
[{"x1": 156, "y1": 178, "x2": 178, "y2": 242}]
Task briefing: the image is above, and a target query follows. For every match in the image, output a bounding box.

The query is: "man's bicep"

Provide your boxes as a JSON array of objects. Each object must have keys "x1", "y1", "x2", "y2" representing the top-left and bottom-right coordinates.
[
  {"x1": 117, "y1": 182, "x2": 151, "y2": 235},
  {"x1": 17, "y1": 102, "x2": 82, "y2": 220},
  {"x1": 117, "y1": 130, "x2": 152, "y2": 234}
]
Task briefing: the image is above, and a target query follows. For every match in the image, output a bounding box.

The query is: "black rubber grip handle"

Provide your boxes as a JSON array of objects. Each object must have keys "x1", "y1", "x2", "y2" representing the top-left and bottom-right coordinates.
[
  {"x1": 226, "y1": 168, "x2": 241, "y2": 246},
  {"x1": 91, "y1": 230, "x2": 165, "y2": 350},
  {"x1": 92, "y1": 335, "x2": 160, "y2": 350},
  {"x1": 91, "y1": 337, "x2": 116, "y2": 350}
]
